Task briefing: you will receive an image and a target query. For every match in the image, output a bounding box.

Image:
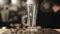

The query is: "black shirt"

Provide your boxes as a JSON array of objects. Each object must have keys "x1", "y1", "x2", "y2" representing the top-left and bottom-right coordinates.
[{"x1": 36, "y1": 8, "x2": 60, "y2": 28}]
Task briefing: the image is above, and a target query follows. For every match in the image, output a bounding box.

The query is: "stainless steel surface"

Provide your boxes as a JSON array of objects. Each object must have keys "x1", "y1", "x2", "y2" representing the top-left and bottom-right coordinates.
[
  {"x1": 22, "y1": 0, "x2": 39, "y2": 34},
  {"x1": 1, "y1": 5, "x2": 9, "y2": 22},
  {"x1": 22, "y1": 0, "x2": 37, "y2": 27},
  {"x1": 0, "y1": 0, "x2": 9, "y2": 8}
]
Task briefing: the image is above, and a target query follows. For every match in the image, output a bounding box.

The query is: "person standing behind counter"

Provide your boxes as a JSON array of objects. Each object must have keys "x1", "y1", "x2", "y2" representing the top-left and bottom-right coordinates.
[{"x1": 36, "y1": 0, "x2": 60, "y2": 28}]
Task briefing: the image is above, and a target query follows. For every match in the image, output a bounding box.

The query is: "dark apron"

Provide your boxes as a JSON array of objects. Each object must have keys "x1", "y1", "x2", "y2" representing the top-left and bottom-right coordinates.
[{"x1": 37, "y1": 9, "x2": 60, "y2": 28}]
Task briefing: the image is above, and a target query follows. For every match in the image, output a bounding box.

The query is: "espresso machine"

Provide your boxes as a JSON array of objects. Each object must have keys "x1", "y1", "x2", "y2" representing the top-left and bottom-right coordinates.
[{"x1": 0, "y1": 0, "x2": 41, "y2": 34}]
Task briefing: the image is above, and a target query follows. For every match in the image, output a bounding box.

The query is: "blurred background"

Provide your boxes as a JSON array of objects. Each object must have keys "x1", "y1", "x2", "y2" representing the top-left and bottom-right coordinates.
[
  {"x1": 0, "y1": 0, "x2": 60, "y2": 29},
  {"x1": 0, "y1": 0, "x2": 60, "y2": 34}
]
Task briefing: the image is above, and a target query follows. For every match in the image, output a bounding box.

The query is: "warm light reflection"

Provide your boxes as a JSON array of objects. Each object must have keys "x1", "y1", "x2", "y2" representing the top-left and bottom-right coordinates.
[
  {"x1": 11, "y1": 0, "x2": 17, "y2": 4},
  {"x1": 0, "y1": 0, "x2": 5, "y2": 5}
]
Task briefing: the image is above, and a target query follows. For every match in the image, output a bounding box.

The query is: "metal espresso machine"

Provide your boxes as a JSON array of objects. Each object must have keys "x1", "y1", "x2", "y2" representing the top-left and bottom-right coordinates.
[
  {"x1": 0, "y1": 0, "x2": 41, "y2": 34},
  {"x1": 9, "y1": 0, "x2": 41, "y2": 34}
]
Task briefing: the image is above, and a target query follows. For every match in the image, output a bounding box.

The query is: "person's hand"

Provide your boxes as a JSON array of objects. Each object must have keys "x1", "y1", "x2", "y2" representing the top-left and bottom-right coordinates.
[{"x1": 52, "y1": 5, "x2": 60, "y2": 13}]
